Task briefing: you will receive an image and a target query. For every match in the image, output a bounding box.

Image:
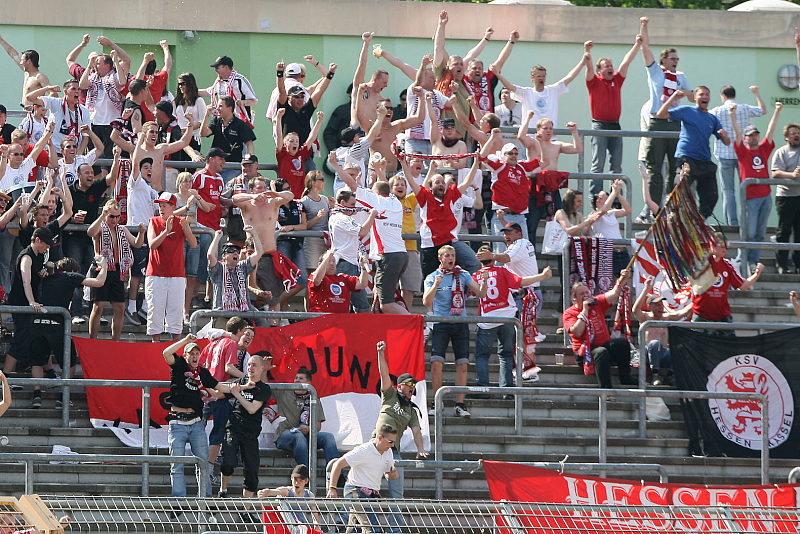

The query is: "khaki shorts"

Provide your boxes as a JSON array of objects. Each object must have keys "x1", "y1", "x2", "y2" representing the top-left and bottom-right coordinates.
[{"x1": 399, "y1": 249, "x2": 422, "y2": 293}]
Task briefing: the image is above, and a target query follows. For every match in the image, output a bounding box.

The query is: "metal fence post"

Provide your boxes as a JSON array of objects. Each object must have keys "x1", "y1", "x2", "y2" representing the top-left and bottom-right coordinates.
[
  {"x1": 142, "y1": 386, "x2": 150, "y2": 497},
  {"x1": 197, "y1": 457, "x2": 209, "y2": 498},
  {"x1": 24, "y1": 459, "x2": 33, "y2": 494}
]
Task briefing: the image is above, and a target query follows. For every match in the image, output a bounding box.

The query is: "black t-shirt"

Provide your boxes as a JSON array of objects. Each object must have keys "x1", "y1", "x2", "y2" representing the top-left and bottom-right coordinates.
[
  {"x1": 40, "y1": 272, "x2": 85, "y2": 318},
  {"x1": 209, "y1": 116, "x2": 257, "y2": 163},
  {"x1": 9, "y1": 245, "x2": 45, "y2": 306},
  {"x1": 278, "y1": 201, "x2": 302, "y2": 242},
  {"x1": 169, "y1": 355, "x2": 218, "y2": 416},
  {"x1": 67, "y1": 178, "x2": 108, "y2": 237},
  {"x1": 159, "y1": 121, "x2": 188, "y2": 162},
  {"x1": 0, "y1": 123, "x2": 15, "y2": 144},
  {"x1": 225, "y1": 376, "x2": 271, "y2": 437},
  {"x1": 19, "y1": 219, "x2": 66, "y2": 261},
  {"x1": 279, "y1": 100, "x2": 316, "y2": 144}
]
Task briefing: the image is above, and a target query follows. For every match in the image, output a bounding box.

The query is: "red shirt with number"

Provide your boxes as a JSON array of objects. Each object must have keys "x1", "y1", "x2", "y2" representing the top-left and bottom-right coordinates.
[
  {"x1": 276, "y1": 145, "x2": 311, "y2": 198},
  {"x1": 473, "y1": 265, "x2": 522, "y2": 328},
  {"x1": 563, "y1": 294, "x2": 612, "y2": 352},
  {"x1": 692, "y1": 256, "x2": 744, "y2": 321},
  {"x1": 484, "y1": 157, "x2": 538, "y2": 214},
  {"x1": 308, "y1": 273, "x2": 360, "y2": 313},
  {"x1": 146, "y1": 215, "x2": 187, "y2": 277},
  {"x1": 416, "y1": 184, "x2": 461, "y2": 248},
  {"x1": 191, "y1": 168, "x2": 223, "y2": 230},
  {"x1": 734, "y1": 139, "x2": 774, "y2": 199}
]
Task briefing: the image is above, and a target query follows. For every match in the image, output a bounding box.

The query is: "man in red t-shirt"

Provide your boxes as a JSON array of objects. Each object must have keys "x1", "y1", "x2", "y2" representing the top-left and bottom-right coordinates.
[
  {"x1": 730, "y1": 102, "x2": 782, "y2": 270},
  {"x1": 274, "y1": 107, "x2": 324, "y2": 198},
  {"x1": 480, "y1": 130, "x2": 539, "y2": 246},
  {"x1": 308, "y1": 250, "x2": 368, "y2": 313},
  {"x1": 583, "y1": 37, "x2": 641, "y2": 194},
  {"x1": 563, "y1": 269, "x2": 634, "y2": 389},
  {"x1": 691, "y1": 234, "x2": 762, "y2": 334},
  {"x1": 406, "y1": 158, "x2": 481, "y2": 278},
  {"x1": 146, "y1": 192, "x2": 198, "y2": 342}
]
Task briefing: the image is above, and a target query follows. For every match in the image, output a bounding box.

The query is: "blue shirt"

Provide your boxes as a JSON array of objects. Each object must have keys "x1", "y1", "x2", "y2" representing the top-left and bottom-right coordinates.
[
  {"x1": 646, "y1": 62, "x2": 692, "y2": 116},
  {"x1": 668, "y1": 106, "x2": 723, "y2": 162},
  {"x1": 424, "y1": 268, "x2": 473, "y2": 317}
]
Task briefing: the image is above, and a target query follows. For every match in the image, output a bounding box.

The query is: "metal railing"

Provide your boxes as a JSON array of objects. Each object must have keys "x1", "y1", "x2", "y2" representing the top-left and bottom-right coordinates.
[
  {"x1": 0, "y1": 452, "x2": 208, "y2": 497},
  {"x1": 5, "y1": 377, "x2": 321, "y2": 496},
  {"x1": 95, "y1": 158, "x2": 277, "y2": 172},
  {"x1": 433, "y1": 385, "x2": 770, "y2": 490},
  {"x1": 0, "y1": 305, "x2": 73, "y2": 426},
  {"x1": 739, "y1": 177, "x2": 797, "y2": 244}
]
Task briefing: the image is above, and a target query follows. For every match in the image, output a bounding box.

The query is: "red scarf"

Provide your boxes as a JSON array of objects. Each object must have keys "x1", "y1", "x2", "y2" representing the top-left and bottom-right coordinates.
[
  {"x1": 660, "y1": 66, "x2": 679, "y2": 105},
  {"x1": 441, "y1": 267, "x2": 465, "y2": 316},
  {"x1": 462, "y1": 74, "x2": 491, "y2": 114},
  {"x1": 271, "y1": 251, "x2": 301, "y2": 292},
  {"x1": 210, "y1": 69, "x2": 254, "y2": 128},
  {"x1": 522, "y1": 288, "x2": 544, "y2": 352},
  {"x1": 185, "y1": 365, "x2": 214, "y2": 404},
  {"x1": 577, "y1": 310, "x2": 596, "y2": 376},
  {"x1": 61, "y1": 98, "x2": 83, "y2": 138}
]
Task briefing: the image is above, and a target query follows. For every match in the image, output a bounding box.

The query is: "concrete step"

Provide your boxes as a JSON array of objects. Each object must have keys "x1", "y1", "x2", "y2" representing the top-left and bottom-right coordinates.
[{"x1": 440, "y1": 434, "x2": 689, "y2": 456}]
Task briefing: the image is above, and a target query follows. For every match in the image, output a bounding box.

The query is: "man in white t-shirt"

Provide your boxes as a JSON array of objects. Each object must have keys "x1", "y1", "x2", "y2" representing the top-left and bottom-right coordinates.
[
  {"x1": 328, "y1": 189, "x2": 373, "y2": 313},
  {"x1": 58, "y1": 126, "x2": 103, "y2": 186},
  {"x1": 0, "y1": 121, "x2": 54, "y2": 197},
  {"x1": 492, "y1": 48, "x2": 586, "y2": 128},
  {"x1": 326, "y1": 425, "x2": 398, "y2": 500},
  {"x1": 28, "y1": 81, "x2": 91, "y2": 151},
  {"x1": 339, "y1": 166, "x2": 407, "y2": 314}
]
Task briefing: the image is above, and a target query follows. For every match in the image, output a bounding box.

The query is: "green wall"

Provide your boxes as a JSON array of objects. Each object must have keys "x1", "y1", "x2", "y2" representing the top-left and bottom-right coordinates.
[{"x1": 1, "y1": 23, "x2": 798, "y2": 224}]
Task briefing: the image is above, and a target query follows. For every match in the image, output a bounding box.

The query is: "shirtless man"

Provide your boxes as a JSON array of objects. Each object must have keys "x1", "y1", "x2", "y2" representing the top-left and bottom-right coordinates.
[
  {"x1": 356, "y1": 85, "x2": 425, "y2": 173},
  {"x1": 111, "y1": 113, "x2": 194, "y2": 191},
  {"x1": 517, "y1": 112, "x2": 583, "y2": 243},
  {"x1": 430, "y1": 114, "x2": 469, "y2": 175},
  {"x1": 0, "y1": 35, "x2": 53, "y2": 106},
  {"x1": 232, "y1": 178, "x2": 294, "y2": 309},
  {"x1": 352, "y1": 32, "x2": 389, "y2": 131}
]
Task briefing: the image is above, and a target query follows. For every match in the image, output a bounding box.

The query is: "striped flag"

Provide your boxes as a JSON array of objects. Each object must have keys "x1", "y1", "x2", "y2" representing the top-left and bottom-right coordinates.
[{"x1": 631, "y1": 238, "x2": 693, "y2": 312}]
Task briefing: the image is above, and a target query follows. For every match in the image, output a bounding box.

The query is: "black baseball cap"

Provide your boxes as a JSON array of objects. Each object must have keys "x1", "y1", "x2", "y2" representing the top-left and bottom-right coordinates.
[
  {"x1": 32, "y1": 227, "x2": 55, "y2": 245},
  {"x1": 396, "y1": 373, "x2": 417, "y2": 386},
  {"x1": 441, "y1": 118, "x2": 456, "y2": 128},
  {"x1": 242, "y1": 153, "x2": 259, "y2": 164},
  {"x1": 221, "y1": 242, "x2": 242, "y2": 254},
  {"x1": 500, "y1": 223, "x2": 523, "y2": 233},
  {"x1": 210, "y1": 56, "x2": 233, "y2": 68},
  {"x1": 207, "y1": 147, "x2": 230, "y2": 160},
  {"x1": 340, "y1": 126, "x2": 364, "y2": 145},
  {"x1": 155, "y1": 100, "x2": 175, "y2": 119}
]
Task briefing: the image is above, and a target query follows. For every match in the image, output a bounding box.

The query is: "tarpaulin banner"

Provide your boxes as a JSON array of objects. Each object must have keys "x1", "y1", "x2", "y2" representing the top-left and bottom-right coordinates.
[
  {"x1": 670, "y1": 326, "x2": 800, "y2": 458},
  {"x1": 75, "y1": 313, "x2": 428, "y2": 452},
  {"x1": 484, "y1": 461, "x2": 800, "y2": 533}
]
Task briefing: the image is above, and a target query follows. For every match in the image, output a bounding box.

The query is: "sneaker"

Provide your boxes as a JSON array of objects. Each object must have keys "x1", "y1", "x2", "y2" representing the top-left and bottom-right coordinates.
[
  {"x1": 136, "y1": 309, "x2": 148, "y2": 323},
  {"x1": 44, "y1": 369, "x2": 58, "y2": 379},
  {"x1": 210, "y1": 470, "x2": 219, "y2": 486},
  {"x1": 522, "y1": 366, "x2": 542, "y2": 383},
  {"x1": 454, "y1": 404, "x2": 471, "y2": 418},
  {"x1": 217, "y1": 490, "x2": 227, "y2": 498},
  {"x1": 99, "y1": 316, "x2": 109, "y2": 326},
  {"x1": 183, "y1": 314, "x2": 191, "y2": 326},
  {"x1": 31, "y1": 393, "x2": 42, "y2": 409},
  {"x1": 71, "y1": 316, "x2": 86, "y2": 325},
  {"x1": 9, "y1": 384, "x2": 23, "y2": 391},
  {"x1": 124, "y1": 310, "x2": 141, "y2": 326}
]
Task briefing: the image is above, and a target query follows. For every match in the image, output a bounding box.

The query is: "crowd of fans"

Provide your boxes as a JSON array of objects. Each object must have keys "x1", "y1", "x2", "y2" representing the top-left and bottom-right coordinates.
[{"x1": 0, "y1": 13, "x2": 798, "y2": 443}]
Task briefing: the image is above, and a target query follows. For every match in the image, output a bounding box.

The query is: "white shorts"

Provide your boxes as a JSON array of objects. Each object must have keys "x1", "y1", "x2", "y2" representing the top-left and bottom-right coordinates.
[{"x1": 145, "y1": 276, "x2": 186, "y2": 335}]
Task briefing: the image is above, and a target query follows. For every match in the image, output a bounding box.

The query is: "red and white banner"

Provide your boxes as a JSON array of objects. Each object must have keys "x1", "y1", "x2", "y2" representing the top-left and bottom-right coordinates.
[
  {"x1": 485, "y1": 461, "x2": 800, "y2": 532},
  {"x1": 631, "y1": 238, "x2": 692, "y2": 312},
  {"x1": 75, "y1": 314, "x2": 429, "y2": 452}
]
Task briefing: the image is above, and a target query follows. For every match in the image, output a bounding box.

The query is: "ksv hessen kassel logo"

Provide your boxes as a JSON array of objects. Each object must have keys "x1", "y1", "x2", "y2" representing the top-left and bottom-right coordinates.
[{"x1": 706, "y1": 355, "x2": 793, "y2": 450}]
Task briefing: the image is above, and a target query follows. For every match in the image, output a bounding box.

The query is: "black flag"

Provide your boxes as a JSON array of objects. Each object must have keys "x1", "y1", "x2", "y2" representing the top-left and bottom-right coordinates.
[{"x1": 669, "y1": 326, "x2": 800, "y2": 458}]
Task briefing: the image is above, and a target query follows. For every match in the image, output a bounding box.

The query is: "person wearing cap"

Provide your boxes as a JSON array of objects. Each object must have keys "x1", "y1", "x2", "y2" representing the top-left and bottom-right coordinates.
[
  {"x1": 275, "y1": 107, "x2": 325, "y2": 197},
  {"x1": 352, "y1": 32, "x2": 389, "y2": 131},
  {"x1": 207, "y1": 225, "x2": 263, "y2": 313},
  {"x1": 655, "y1": 86, "x2": 729, "y2": 219},
  {"x1": 331, "y1": 116, "x2": 381, "y2": 195},
  {"x1": 729, "y1": 101, "x2": 782, "y2": 272},
  {"x1": 257, "y1": 464, "x2": 323, "y2": 526},
  {"x1": 162, "y1": 333, "x2": 233, "y2": 497},
  {"x1": 632, "y1": 277, "x2": 692, "y2": 386},
  {"x1": 199, "y1": 55, "x2": 258, "y2": 127},
  {"x1": 154, "y1": 100, "x2": 187, "y2": 193},
  {"x1": 273, "y1": 367, "x2": 340, "y2": 469},
  {"x1": 146, "y1": 191, "x2": 197, "y2": 342},
  {"x1": 473, "y1": 244, "x2": 552, "y2": 391},
  {"x1": 3, "y1": 227, "x2": 53, "y2": 407},
  {"x1": 200, "y1": 96, "x2": 256, "y2": 182},
  {"x1": 479, "y1": 128, "x2": 540, "y2": 250},
  {"x1": 374, "y1": 340, "x2": 428, "y2": 501},
  {"x1": 563, "y1": 270, "x2": 635, "y2": 389},
  {"x1": 0, "y1": 191, "x2": 27, "y2": 293}
]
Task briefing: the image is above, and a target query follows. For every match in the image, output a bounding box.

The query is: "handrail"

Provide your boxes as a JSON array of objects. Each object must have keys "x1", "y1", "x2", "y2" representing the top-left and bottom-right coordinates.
[
  {"x1": 0, "y1": 305, "x2": 72, "y2": 426},
  {"x1": 739, "y1": 177, "x2": 795, "y2": 247},
  {"x1": 6, "y1": 377, "x2": 320, "y2": 495},
  {"x1": 434, "y1": 385, "x2": 769, "y2": 497},
  {"x1": 94, "y1": 158, "x2": 278, "y2": 172},
  {"x1": 0, "y1": 452, "x2": 208, "y2": 497},
  {"x1": 562, "y1": 174, "x2": 633, "y2": 236}
]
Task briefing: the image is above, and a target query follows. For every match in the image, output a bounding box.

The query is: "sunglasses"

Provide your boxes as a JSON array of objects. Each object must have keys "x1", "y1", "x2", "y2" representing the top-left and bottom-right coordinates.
[
  {"x1": 384, "y1": 438, "x2": 396, "y2": 445},
  {"x1": 290, "y1": 94, "x2": 305, "y2": 98},
  {"x1": 505, "y1": 151, "x2": 519, "y2": 156},
  {"x1": 314, "y1": 178, "x2": 325, "y2": 182},
  {"x1": 402, "y1": 381, "x2": 416, "y2": 387},
  {"x1": 63, "y1": 145, "x2": 77, "y2": 149},
  {"x1": 177, "y1": 82, "x2": 186, "y2": 86},
  {"x1": 9, "y1": 152, "x2": 23, "y2": 156},
  {"x1": 107, "y1": 214, "x2": 121, "y2": 219}
]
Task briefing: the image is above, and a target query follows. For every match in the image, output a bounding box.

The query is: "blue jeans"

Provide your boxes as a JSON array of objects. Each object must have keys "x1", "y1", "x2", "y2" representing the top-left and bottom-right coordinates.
[
  {"x1": 491, "y1": 212, "x2": 527, "y2": 253},
  {"x1": 275, "y1": 428, "x2": 340, "y2": 465},
  {"x1": 718, "y1": 158, "x2": 739, "y2": 225},
  {"x1": 736, "y1": 195, "x2": 771, "y2": 266},
  {"x1": 190, "y1": 227, "x2": 213, "y2": 282},
  {"x1": 336, "y1": 259, "x2": 370, "y2": 312},
  {"x1": 646, "y1": 339, "x2": 671, "y2": 370},
  {"x1": 526, "y1": 191, "x2": 562, "y2": 248},
  {"x1": 168, "y1": 419, "x2": 210, "y2": 497},
  {"x1": 384, "y1": 448, "x2": 405, "y2": 532},
  {"x1": 450, "y1": 240, "x2": 480, "y2": 274},
  {"x1": 590, "y1": 120, "x2": 623, "y2": 195},
  {"x1": 475, "y1": 323, "x2": 515, "y2": 387},
  {"x1": 343, "y1": 485, "x2": 382, "y2": 530}
]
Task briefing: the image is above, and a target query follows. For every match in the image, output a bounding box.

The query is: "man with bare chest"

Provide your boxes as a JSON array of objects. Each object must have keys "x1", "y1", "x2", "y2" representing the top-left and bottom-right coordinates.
[
  {"x1": 233, "y1": 178, "x2": 293, "y2": 308},
  {"x1": 352, "y1": 32, "x2": 389, "y2": 131},
  {"x1": 366, "y1": 86, "x2": 425, "y2": 174},
  {"x1": 0, "y1": 35, "x2": 53, "y2": 106}
]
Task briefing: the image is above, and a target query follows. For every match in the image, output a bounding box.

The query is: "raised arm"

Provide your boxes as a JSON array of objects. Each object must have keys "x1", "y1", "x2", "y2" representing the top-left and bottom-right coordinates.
[
  {"x1": 728, "y1": 104, "x2": 742, "y2": 145},
  {"x1": 456, "y1": 157, "x2": 481, "y2": 195},
  {"x1": 159, "y1": 40, "x2": 172, "y2": 72},
  {"x1": 275, "y1": 60, "x2": 288, "y2": 106},
  {"x1": 311, "y1": 249, "x2": 335, "y2": 287},
  {"x1": 81, "y1": 124, "x2": 104, "y2": 157},
  {"x1": 363, "y1": 104, "x2": 388, "y2": 146},
  {"x1": 0, "y1": 372, "x2": 11, "y2": 418},
  {"x1": 639, "y1": 17, "x2": 655, "y2": 66},
  {"x1": 638, "y1": 164, "x2": 660, "y2": 215},
  {"x1": 516, "y1": 111, "x2": 540, "y2": 154},
  {"x1": 274, "y1": 107, "x2": 286, "y2": 149},
  {"x1": 29, "y1": 121, "x2": 55, "y2": 163},
  {"x1": 78, "y1": 55, "x2": 95, "y2": 90},
  {"x1": 618, "y1": 35, "x2": 643, "y2": 78},
  {"x1": 27, "y1": 84, "x2": 60, "y2": 106},
  {"x1": 655, "y1": 89, "x2": 683, "y2": 119},
  {"x1": 433, "y1": 10, "x2": 449, "y2": 68},
  {"x1": 394, "y1": 86, "x2": 426, "y2": 132},
  {"x1": 82, "y1": 256, "x2": 108, "y2": 288},
  {"x1": 400, "y1": 156, "x2": 421, "y2": 196},
  {"x1": 162, "y1": 334, "x2": 197, "y2": 366},
  {"x1": 559, "y1": 44, "x2": 591, "y2": 87},
  {"x1": 491, "y1": 31, "x2": 519, "y2": 73},
  {"x1": 632, "y1": 277, "x2": 653, "y2": 322},
  {"x1": 764, "y1": 101, "x2": 783, "y2": 144},
  {"x1": 135, "y1": 52, "x2": 154, "y2": 81},
  {"x1": 492, "y1": 69, "x2": 518, "y2": 93},
  {"x1": 584, "y1": 42, "x2": 595, "y2": 83},
  {"x1": 378, "y1": 50, "x2": 418, "y2": 81},
  {"x1": 0, "y1": 34, "x2": 22, "y2": 70},
  {"x1": 97, "y1": 36, "x2": 131, "y2": 71},
  {"x1": 353, "y1": 32, "x2": 374, "y2": 88},
  {"x1": 207, "y1": 229, "x2": 223, "y2": 268},
  {"x1": 463, "y1": 27, "x2": 494, "y2": 64},
  {"x1": 310, "y1": 63, "x2": 337, "y2": 107},
  {"x1": 560, "y1": 122, "x2": 583, "y2": 154},
  {"x1": 480, "y1": 128, "x2": 501, "y2": 158},
  {"x1": 305, "y1": 111, "x2": 325, "y2": 148},
  {"x1": 66, "y1": 34, "x2": 91, "y2": 69},
  {"x1": 603, "y1": 269, "x2": 631, "y2": 304},
  {"x1": 162, "y1": 112, "x2": 195, "y2": 155}
]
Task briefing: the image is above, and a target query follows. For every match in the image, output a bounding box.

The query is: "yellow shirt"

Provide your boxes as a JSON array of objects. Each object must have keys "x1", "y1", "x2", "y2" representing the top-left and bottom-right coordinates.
[{"x1": 399, "y1": 193, "x2": 418, "y2": 251}]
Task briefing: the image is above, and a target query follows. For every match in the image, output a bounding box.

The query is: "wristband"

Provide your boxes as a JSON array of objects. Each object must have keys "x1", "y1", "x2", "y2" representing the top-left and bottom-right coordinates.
[
  {"x1": 509, "y1": 41, "x2": 515, "y2": 45},
  {"x1": 328, "y1": 486, "x2": 337, "y2": 489},
  {"x1": 277, "y1": 70, "x2": 284, "y2": 77},
  {"x1": 326, "y1": 71, "x2": 335, "y2": 80},
  {"x1": 314, "y1": 62, "x2": 320, "y2": 67}
]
